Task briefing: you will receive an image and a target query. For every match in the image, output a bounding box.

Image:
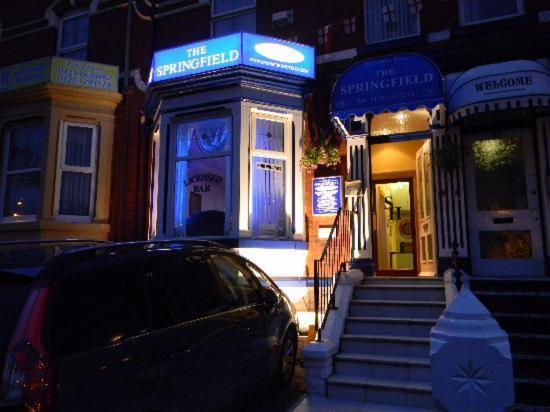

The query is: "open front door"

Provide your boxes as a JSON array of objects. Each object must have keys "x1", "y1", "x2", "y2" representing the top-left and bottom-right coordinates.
[{"x1": 416, "y1": 140, "x2": 437, "y2": 276}]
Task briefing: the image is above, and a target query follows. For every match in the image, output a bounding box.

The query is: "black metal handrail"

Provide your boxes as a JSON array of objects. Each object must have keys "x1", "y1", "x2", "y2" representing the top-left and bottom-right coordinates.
[
  {"x1": 451, "y1": 239, "x2": 462, "y2": 291},
  {"x1": 313, "y1": 208, "x2": 351, "y2": 342}
]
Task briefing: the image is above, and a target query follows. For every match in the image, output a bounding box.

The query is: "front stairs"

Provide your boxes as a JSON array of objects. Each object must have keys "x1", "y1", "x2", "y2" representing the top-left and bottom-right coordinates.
[{"x1": 326, "y1": 276, "x2": 445, "y2": 409}]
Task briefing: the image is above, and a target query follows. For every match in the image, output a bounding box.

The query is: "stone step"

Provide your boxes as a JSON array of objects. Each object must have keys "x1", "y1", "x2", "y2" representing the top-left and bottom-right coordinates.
[
  {"x1": 334, "y1": 353, "x2": 431, "y2": 382},
  {"x1": 475, "y1": 292, "x2": 550, "y2": 315},
  {"x1": 514, "y1": 378, "x2": 550, "y2": 407},
  {"x1": 494, "y1": 313, "x2": 550, "y2": 335},
  {"x1": 470, "y1": 277, "x2": 550, "y2": 293},
  {"x1": 513, "y1": 354, "x2": 550, "y2": 380},
  {"x1": 340, "y1": 334, "x2": 430, "y2": 359},
  {"x1": 345, "y1": 316, "x2": 436, "y2": 337},
  {"x1": 349, "y1": 300, "x2": 445, "y2": 319},
  {"x1": 327, "y1": 374, "x2": 434, "y2": 409},
  {"x1": 362, "y1": 277, "x2": 442, "y2": 286},
  {"x1": 354, "y1": 285, "x2": 445, "y2": 301},
  {"x1": 509, "y1": 333, "x2": 550, "y2": 356}
]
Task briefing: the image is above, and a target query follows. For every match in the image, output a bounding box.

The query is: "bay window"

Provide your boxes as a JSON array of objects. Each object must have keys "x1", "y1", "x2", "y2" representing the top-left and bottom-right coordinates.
[
  {"x1": 250, "y1": 111, "x2": 291, "y2": 238},
  {"x1": 54, "y1": 122, "x2": 98, "y2": 220},
  {"x1": 1, "y1": 123, "x2": 46, "y2": 221},
  {"x1": 58, "y1": 13, "x2": 89, "y2": 60},
  {"x1": 172, "y1": 115, "x2": 231, "y2": 237},
  {"x1": 459, "y1": 0, "x2": 523, "y2": 25},
  {"x1": 211, "y1": 0, "x2": 256, "y2": 37}
]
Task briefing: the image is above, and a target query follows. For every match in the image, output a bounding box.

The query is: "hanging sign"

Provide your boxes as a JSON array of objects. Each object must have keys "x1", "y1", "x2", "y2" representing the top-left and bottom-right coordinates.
[
  {"x1": 313, "y1": 176, "x2": 342, "y2": 216},
  {"x1": 149, "y1": 32, "x2": 315, "y2": 84},
  {"x1": 330, "y1": 53, "x2": 444, "y2": 119}
]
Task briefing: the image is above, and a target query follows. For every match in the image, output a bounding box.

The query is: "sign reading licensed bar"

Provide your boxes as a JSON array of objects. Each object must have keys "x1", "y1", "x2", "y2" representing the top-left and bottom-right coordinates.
[
  {"x1": 149, "y1": 33, "x2": 315, "y2": 83},
  {"x1": 313, "y1": 176, "x2": 342, "y2": 216}
]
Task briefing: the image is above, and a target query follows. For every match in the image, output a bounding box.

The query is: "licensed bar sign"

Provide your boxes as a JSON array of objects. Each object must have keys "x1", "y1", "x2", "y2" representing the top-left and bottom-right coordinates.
[
  {"x1": 149, "y1": 32, "x2": 315, "y2": 84},
  {"x1": 313, "y1": 176, "x2": 342, "y2": 216}
]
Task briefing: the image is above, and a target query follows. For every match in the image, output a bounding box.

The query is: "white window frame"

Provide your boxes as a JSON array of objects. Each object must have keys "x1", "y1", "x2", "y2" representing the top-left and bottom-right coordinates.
[
  {"x1": 211, "y1": 0, "x2": 256, "y2": 18},
  {"x1": 0, "y1": 122, "x2": 44, "y2": 223},
  {"x1": 249, "y1": 109, "x2": 292, "y2": 238},
  {"x1": 57, "y1": 11, "x2": 89, "y2": 59},
  {"x1": 363, "y1": 0, "x2": 421, "y2": 45},
  {"x1": 210, "y1": 0, "x2": 256, "y2": 37},
  {"x1": 458, "y1": 0, "x2": 524, "y2": 27},
  {"x1": 54, "y1": 121, "x2": 98, "y2": 222},
  {"x1": 168, "y1": 113, "x2": 233, "y2": 238}
]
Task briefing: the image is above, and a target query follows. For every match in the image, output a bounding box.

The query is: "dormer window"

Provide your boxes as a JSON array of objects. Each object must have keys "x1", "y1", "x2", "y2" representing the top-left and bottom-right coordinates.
[{"x1": 58, "y1": 13, "x2": 89, "y2": 60}]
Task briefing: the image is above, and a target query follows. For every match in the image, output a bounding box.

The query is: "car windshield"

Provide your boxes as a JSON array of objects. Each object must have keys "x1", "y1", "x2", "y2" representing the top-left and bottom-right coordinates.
[{"x1": 0, "y1": 241, "x2": 106, "y2": 276}]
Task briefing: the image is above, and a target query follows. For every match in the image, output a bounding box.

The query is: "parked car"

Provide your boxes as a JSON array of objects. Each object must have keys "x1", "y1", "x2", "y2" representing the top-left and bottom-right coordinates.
[{"x1": 0, "y1": 240, "x2": 298, "y2": 412}]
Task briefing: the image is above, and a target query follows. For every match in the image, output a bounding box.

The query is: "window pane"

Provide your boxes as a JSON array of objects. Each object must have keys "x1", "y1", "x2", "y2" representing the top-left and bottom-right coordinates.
[
  {"x1": 212, "y1": 255, "x2": 260, "y2": 306},
  {"x1": 51, "y1": 264, "x2": 147, "y2": 356},
  {"x1": 252, "y1": 156, "x2": 286, "y2": 237},
  {"x1": 479, "y1": 231, "x2": 532, "y2": 259},
  {"x1": 256, "y1": 118, "x2": 284, "y2": 152},
  {"x1": 174, "y1": 157, "x2": 228, "y2": 236},
  {"x1": 59, "y1": 47, "x2": 87, "y2": 61},
  {"x1": 213, "y1": 12, "x2": 256, "y2": 37},
  {"x1": 463, "y1": 0, "x2": 519, "y2": 23},
  {"x1": 60, "y1": 14, "x2": 89, "y2": 49},
  {"x1": 176, "y1": 117, "x2": 231, "y2": 158},
  {"x1": 472, "y1": 137, "x2": 527, "y2": 211},
  {"x1": 244, "y1": 260, "x2": 279, "y2": 292},
  {"x1": 423, "y1": 152, "x2": 431, "y2": 218},
  {"x1": 365, "y1": 0, "x2": 419, "y2": 44},
  {"x1": 3, "y1": 172, "x2": 41, "y2": 217},
  {"x1": 213, "y1": 0, "x2": 254, "y2": 15},
  {"x1": 65, "y1": 125, "x2": 93, "y2": 167},
  {"x1": 59, "y1": 171, "x2": 92, "y2": 216},
  {"x1": 7, "y1": 125, "x2": 45, "y2": 171}
]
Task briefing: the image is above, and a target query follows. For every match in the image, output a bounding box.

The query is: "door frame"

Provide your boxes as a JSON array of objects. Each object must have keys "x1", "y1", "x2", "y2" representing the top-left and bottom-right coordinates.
[{"x1": 372, "y1": 177, "x2": 418, "y2": 277}]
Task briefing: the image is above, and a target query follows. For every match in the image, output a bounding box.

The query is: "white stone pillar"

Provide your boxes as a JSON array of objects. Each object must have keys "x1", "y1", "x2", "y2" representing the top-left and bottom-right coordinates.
[{"x1": 430, "y1": 285, "x2": 515, "y2": 411}]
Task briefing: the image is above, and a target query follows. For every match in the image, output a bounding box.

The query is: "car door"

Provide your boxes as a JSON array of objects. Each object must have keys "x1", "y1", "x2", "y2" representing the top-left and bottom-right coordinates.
[
  {"x1": 145, "y1": 252, "x2": 242, "y2": 411},
  {"x1": 209, "y1": 254, "x2": 270, "y2": 389},
  {"x1": 50, "y1": 262, "x2": 161, "y2": 412}
]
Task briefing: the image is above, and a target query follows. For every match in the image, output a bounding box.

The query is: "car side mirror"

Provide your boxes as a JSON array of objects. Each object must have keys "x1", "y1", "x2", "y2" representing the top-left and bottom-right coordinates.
[{"x1": 262, "y1": 287, "x2": 279, "y2": 309}]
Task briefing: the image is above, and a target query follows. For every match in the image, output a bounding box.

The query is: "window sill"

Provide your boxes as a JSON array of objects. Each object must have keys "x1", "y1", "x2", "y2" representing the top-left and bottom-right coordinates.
[
  {"x1": 454, "y1": 14, "x2": 536, "y2": 36},
  {"x1": 0, "y1": 218, "x2": 110, "y2": 238},
  {"x1": 358, "y1": 35, "x2": 424, "y2": 56}
]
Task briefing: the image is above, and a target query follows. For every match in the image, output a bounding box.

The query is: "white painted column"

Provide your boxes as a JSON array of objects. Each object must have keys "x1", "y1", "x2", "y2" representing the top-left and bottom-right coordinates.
[{"x1": 346, "y1": 136, "x2": 372, "y2": 260}]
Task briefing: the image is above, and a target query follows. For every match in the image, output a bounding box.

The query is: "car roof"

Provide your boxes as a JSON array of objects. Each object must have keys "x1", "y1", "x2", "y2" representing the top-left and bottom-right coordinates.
[{"x1": 0, "y1": 239, "x2": 232, "y2": 279}]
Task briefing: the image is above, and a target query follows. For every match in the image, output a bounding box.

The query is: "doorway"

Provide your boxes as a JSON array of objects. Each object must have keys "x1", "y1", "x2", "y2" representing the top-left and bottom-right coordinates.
[
  {"x1": 370, "y1": 138, "x2": 437, "y2": 277},
  {"x1": 374, "y1": 180, "x2": 416, "y2": 276},
  {"x1": 463, "y1": 129, "x2": 545, "y2": 276}
]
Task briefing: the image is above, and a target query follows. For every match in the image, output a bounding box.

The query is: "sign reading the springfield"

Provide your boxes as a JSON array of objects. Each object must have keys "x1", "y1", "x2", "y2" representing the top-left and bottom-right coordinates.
[
  {"x1": 0, "y1": 57, "x2": 118, "y2": 93},
  {"x1": 149, "y1": 32, "x2": 315, "y2": 84}
]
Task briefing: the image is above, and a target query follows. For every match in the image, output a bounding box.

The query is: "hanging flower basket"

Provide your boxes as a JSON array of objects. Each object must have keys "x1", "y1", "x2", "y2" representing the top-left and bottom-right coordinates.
[
  {"x1": 300, "y1": 146, "x2": 340, "y2": 173},
  {"x1": 434, "y1": 141, "x2": 462, "y2": 172}
]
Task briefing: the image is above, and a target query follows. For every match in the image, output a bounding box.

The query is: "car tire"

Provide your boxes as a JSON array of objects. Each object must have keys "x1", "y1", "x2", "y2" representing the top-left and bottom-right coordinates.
[{"x1": 276, "y1": 330, "x2": 297, "y2": 386}]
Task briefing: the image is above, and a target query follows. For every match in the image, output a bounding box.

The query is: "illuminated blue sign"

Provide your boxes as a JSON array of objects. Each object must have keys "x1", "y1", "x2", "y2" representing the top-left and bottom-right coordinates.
[
  {"x1": 149, "y1": 33, "x2": 315, "y2": 84},
  {"x1": 313, "y1": 176, "x2": 342, "y2": 216}
]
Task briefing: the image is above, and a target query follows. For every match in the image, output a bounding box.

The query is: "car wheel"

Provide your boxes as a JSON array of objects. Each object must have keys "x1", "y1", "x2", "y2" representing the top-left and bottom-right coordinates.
[{"x1": 276, "y1": 330, "x2": 297, "y2": 385}]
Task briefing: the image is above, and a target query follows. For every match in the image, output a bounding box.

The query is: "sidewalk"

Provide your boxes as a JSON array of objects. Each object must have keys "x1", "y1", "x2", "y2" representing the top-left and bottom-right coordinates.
[{"x1": 290, "y1": 395, "x2": 435, "y2": 412}]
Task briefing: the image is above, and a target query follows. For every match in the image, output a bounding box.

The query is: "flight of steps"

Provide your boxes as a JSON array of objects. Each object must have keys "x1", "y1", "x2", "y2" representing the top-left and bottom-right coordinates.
[
  {"x1": 470, "y1": 278, "x2": 550, "y2": 410},
  {"x1": 326, "y1": 277, "x2": 445, "y2": 410}
]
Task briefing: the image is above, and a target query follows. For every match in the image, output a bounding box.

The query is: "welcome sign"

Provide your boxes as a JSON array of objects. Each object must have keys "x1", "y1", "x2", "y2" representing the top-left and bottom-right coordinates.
[{"x1": 149, "y1": 33, "x2": 315, "y2": 83}]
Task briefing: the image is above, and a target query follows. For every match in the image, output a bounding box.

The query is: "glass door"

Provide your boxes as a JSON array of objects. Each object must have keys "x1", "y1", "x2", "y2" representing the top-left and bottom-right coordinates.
[{"x1": 464, "y1": 129, "x2": 544, "y2": 276}]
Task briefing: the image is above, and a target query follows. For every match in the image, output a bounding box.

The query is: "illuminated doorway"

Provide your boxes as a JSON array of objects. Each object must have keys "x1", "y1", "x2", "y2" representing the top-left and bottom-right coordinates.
[{"x1": 374, "y1": 180, "x2": 416, "y2": 276}]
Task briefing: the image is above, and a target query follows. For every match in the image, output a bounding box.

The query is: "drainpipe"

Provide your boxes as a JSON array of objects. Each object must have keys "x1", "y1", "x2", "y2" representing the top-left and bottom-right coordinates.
[{"x1": 124, "y1": 0, "x2": 132, "y2": 89}]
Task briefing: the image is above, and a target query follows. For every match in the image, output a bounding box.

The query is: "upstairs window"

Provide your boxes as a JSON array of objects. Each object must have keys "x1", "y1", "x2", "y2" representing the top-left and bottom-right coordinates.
[
  {"x1": 364, "y1": 0, "x2": 420, "y2": 44},
  {"x1": 1, "y1": 123, "x2": 46, "y2": 222},
  {"x1": 459, "y1": 0, "x2": 523, "y2": 25},
  {"x1": 58, "y1": 13, "x2": 89, "y2": 60},
  {"x1": 212, "y1": 0, "x2": 256, "y2": 37},
  {"x1": 54, "y1": 122, "x2": 98, "y2": 220}
]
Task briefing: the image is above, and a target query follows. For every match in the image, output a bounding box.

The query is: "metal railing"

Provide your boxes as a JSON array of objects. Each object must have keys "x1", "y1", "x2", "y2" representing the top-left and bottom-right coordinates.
[{"x1": 313, "y1": 208, "x2": 352, "y2": 342}]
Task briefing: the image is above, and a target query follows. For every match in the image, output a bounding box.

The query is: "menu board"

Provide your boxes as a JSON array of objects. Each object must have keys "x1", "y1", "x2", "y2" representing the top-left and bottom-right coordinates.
[{"x1": 313, "y1": 176, "x2": 342, "y2": 216}]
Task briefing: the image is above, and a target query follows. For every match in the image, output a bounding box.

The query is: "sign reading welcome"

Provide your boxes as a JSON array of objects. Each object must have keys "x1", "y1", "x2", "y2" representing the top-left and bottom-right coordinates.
[
  {"x1": 330, "y1": 54, "x2": 444, "y2": 119},
  {"x1": 0, "y1": 57, "x2": 118, "y2": 93},
  {"x1": 149, "y1": 33, "x2": 315, "y2": 83},
  {"x1": 313, "y1": 176, "x2": 342, "y2": 216}
]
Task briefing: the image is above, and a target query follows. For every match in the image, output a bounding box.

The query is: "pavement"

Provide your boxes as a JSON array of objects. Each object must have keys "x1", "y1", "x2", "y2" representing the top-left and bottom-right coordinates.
[{"x1": 290, "y1": 395, "x2": 435, "y2": 412}]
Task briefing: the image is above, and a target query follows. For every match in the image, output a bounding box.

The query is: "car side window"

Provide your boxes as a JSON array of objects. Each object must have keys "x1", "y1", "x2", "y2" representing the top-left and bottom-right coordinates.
[
  {"x1": 147, "y1": 253, "x2": 225, "y2": 330},
  {"x1": 211, "y1": 254, "x2": 261, "y2": 307},
  {"x1": 243, "y1": 260, "x2": 280, "y2": 293},
  {"x1": 51, "y1": 264, "x2": 148, "y2": 357}
]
